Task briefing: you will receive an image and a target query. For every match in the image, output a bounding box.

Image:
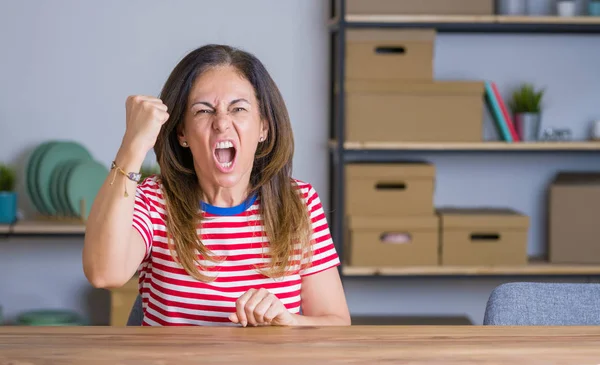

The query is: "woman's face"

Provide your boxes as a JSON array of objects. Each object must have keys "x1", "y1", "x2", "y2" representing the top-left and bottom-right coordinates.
[{"x1": 179, "y1": 65, "x2": 268, "y2": 194}]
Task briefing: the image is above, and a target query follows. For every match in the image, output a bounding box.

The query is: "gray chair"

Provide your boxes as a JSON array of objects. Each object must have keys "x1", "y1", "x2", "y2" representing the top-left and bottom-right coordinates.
[
  {"x1": 483, "y1": 282, "x2": 600, "y2": 325},
  {"x1": 126, "y1": 294, "x2": 144, "y2": 326}
]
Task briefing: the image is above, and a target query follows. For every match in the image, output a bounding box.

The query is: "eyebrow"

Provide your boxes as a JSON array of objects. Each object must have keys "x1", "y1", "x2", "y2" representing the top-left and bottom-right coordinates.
[{"x1": 190, "y1": 98, "x2": 250, "y2": 109}]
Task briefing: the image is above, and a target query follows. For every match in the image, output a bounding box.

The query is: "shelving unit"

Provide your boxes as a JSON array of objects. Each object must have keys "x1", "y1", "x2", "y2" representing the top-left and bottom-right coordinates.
[
  {"x1": 337, "y1": 141, "x2": 600, "y2": 151},
  {"x1": 342, "y1": 261, "x2": 600, "y2": 277},
  {"x1": 0, "y1": 220, "x2": 85, "y2": 237},
  {"x1": 331, "y1": 13, "x2": 600, "y2": 33},
  {"x1": 328, "y1": 0, "x2": 600, "y2": 278}
]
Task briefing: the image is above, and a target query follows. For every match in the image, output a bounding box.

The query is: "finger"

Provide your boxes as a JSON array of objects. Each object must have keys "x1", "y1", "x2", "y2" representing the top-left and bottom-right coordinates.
[
  {"x1": 140, "y1": 99, "x2": 165, "y2": 111},
  {"x1": 149, "y1": 101, "x2": 168, "y2": 111},
  {"x1": 229, "y1": 312, "x2": 239, "y2": 324},
  {"x1": 153, "y1": 110, "x2": 170, "y2": 124},
  {"x1": 128, "y1": 96, "x2": 167, "y2": 113},
  {"x1": 235, "y1": 289, "x2": 256, "y2": 327},
  {"x1": 127, "y1": 95, "x2": 157, "y2": 106},
  {"x1": 244, "y1": 289, "x2": 269, "y2": 326},
  {"x1": 144, "y1": 98, "x2": 168, "y2": 111},
  {"x1": 263, "y1": 300, "x2": 284, "y2": 324},
  {"x1": 132, "y1": 95, "x2": 162, "y2": 102},
  {"x1": 253, "y1": 294, "x2": 275, "y2": 325}
]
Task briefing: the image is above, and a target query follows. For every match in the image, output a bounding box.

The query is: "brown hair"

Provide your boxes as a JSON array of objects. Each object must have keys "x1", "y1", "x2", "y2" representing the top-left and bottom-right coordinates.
[{"x1": 153, "y1": 44, "x2": 312, "y2": 281}]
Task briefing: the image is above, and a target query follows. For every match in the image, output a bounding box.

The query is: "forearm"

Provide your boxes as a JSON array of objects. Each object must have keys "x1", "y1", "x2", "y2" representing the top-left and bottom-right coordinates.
[
  {"x1": 82, "y1": 144, "x2": 145, "y2": 287},
  {"x1": 291, "y1": 313, "x2": 351, "y2": 326}
]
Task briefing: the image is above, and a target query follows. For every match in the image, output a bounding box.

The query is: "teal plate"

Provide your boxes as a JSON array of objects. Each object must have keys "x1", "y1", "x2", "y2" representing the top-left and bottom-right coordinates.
[
  {"x1": 65, "y1": 160, "x2": 108, "y2": 220},
  {"x1": 59, "y1": 160, "x2": 84, "y2": 217},
  {"x1": 35, "y1": 142, "x2": 93, "y2": 216},
  {"x1": 16, "y1": 310, "x2": 84, "y2": 326},
  {"x1": 49, "y1": 160, "x2": 78, "y2": 217},
  {"x1": 26, "y1": 141, "x2": 56, "y2": 215}
]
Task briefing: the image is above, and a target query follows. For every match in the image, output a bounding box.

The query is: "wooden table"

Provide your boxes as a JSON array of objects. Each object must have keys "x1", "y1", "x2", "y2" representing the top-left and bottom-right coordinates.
[{"x1": 1, "y1": 326, "x2": 600, "y2": 364}]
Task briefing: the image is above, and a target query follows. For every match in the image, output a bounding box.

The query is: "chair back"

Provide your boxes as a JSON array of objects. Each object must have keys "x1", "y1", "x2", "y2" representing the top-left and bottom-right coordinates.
[
  {"x1": 127, "y1": 294, "x2": 144, "y2": 326},
  {"x1": 483, "y1": 282, "x2": 600, "y2": 325}
]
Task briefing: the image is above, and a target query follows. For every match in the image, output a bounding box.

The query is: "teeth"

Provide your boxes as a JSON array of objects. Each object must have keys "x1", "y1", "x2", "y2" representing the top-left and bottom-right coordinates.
[
  {"x1": 216, "y1": 141, "x2": 234, "y2": 149},
  {"x1": 220, "y1": 162, "x2": 232, "y2": 169}
]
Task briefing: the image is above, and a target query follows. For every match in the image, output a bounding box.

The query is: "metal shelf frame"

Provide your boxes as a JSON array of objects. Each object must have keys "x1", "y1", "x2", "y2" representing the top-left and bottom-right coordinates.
[{"x1": 327, "y1": 0, "x2": 600, "y2": 277}]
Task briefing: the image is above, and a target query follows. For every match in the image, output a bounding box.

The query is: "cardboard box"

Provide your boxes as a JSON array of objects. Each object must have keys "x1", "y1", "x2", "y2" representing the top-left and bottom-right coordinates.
[
  {"x1": 346, "y1": 29, "x2": 435, "y2": 81},
  {"x1": 345, "y1": 80, "x2": 485, "y2": 142},
  {"x1": 346, "y1": 0, "x2": 494, "y2": 15},
  {"x1": 345, "y1": 215, "x2": 439, "y2": 267},
  {"x1": 549, "y1": 172, "x2": 600, "y2": 264},
  {"x1": 346, "y1": 163, "x2": 435, "y2": 216},
  {"x1": 110, "y1": 276, "x2": 139, "y2": 326},
  {"x1": 438, "y1": 208, "x2": 529, "y2": 266}
]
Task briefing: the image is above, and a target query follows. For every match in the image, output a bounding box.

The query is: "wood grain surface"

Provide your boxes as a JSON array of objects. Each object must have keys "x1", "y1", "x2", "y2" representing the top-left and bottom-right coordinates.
[
  {"x1": 341, "y1": 262, "x2": 600, "y2": 276},
  {"x1": 344, "y1": 14, "x2": 600, "y2": 25},
  {"x1": 1, "y1": 326, "x2": 600, "y2": 365},
  {"x1": 336, "y1": 140, "x2": 600, "y2": 151}
]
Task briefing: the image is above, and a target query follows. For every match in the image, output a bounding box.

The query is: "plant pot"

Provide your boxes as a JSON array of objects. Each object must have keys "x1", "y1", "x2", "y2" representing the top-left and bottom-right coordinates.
[
  {"x1": 515, "y1": 113, "x2": 542, "y2": 141},
  {"x1": 557, "y1": 0, "x2": 577, "y2": 16},
  {"x1": 497, "y1": 0, "x2": 527, "y2": 15},
  {"x1": 0, "y1": 191, "x2": 17, "y2": 224},
  {"x1": 527, "y1": 0, "x2": 554, "y2": 15}
]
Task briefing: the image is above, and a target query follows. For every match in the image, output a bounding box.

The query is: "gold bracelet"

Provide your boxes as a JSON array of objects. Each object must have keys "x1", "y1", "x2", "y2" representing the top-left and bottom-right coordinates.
[{"x1": 110, "y1": 161, "x2": 141, "y2": 197}]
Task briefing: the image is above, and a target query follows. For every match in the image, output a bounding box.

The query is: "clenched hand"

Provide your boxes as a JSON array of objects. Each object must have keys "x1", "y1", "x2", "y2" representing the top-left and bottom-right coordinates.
[
  {"x1": 122, "y1": 95, "x2": 170, "y2": 155},
  {"x1": 229, "y1": 288, "x2": 296, "y2": 327}
]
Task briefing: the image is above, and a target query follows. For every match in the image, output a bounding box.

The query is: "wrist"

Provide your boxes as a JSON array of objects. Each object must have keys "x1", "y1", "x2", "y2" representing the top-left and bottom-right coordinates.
[
  {"x1": 288, "y1": 313, "x2": 303, "y2": 326},
  {"x1": 115, "y1": 142, "x2": 147, "y2": 172}
]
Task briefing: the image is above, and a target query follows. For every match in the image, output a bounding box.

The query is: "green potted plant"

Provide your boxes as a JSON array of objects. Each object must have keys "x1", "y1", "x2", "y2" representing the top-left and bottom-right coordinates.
[
  {"x1": 0, "y1": 164, "x2": 17, "y2": 224},
  {"x1": 509, "y1": 83, "x2": 545, "y2": 141}
]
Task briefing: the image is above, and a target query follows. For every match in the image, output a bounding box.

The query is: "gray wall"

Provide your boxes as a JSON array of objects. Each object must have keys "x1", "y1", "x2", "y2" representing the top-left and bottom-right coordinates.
[{"x1": 1, "y1": 0, "x2": 599, "y2": 325}]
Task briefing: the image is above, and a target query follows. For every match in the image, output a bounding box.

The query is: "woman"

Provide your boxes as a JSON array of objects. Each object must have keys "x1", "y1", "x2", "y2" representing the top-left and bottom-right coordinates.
[{"x1": 83, "y1": 44, "x2": 350, "y2": 327}]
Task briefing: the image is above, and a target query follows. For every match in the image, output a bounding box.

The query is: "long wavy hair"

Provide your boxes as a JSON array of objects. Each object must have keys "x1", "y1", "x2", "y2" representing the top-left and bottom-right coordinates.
[{"x1": 153, "y1": 44, "x2": 312, "y2": 282}]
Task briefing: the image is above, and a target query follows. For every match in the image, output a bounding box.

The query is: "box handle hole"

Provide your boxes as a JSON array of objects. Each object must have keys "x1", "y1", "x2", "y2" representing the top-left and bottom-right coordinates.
[
  {"x1": 380, "y1": 232, "x2": 412, "y2": 244},
  {"x1": 375, "y1": 46, "x2": 406, "y2": 55},
  {"x1": 375, "y1": 182, "x2": 406, "y2": 190},
  {"x1": 470, "y1": 233, "x2": 500, "y2": 241}
]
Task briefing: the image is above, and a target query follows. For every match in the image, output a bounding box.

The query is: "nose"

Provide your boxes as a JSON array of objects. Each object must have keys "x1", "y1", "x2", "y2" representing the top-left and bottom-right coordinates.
[{"x1": 212, "y1": 112, "x2": 232, "y2": 133}]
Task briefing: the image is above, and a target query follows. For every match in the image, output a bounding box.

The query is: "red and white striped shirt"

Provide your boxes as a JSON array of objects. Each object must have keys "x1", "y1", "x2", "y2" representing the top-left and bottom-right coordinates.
[{"x1": 131, "y1": 175, "x2": 340, "y2": 326}]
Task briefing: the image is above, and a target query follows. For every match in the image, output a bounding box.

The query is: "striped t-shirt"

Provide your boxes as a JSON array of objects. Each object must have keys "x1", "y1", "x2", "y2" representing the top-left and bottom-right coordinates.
[{"x1": 131, "y1": 175, "x2": 340, "y2": 326}]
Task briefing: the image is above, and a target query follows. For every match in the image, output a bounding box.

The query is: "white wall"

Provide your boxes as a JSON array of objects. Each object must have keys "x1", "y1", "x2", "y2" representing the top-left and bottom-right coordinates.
[
  {"x1": 0, "y1": 0, "x2": 331, "y2": 209},
  {"x1": 1, "y1": 0, "x2": 600, "y2": 325},
  {"x1": 0, "y1": 0, "x2": 331, "y2": 324}
]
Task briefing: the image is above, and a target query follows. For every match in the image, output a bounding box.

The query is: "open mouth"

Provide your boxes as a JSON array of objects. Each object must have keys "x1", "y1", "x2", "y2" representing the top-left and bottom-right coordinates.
[{"x1": 214, "y1": 140, "x2": 237, "y2": 171}]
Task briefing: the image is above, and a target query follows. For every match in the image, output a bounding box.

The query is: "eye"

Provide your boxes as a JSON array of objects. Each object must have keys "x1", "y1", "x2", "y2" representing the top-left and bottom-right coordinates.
[
  {"x1": 233, "y1": 107, "x2": 247, "y2": 112},
  {"x1": 194, "y1": 109, "x2": 213, "y2": 115}
]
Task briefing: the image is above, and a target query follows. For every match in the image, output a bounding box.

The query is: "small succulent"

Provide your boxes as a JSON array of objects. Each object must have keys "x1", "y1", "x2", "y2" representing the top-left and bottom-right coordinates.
[
  {"x1": 0, "y1": 164, "x2": 16, "y2": 192},
  {"x1": 509, "y1": 83, "x2": 545, "y2": 114}
]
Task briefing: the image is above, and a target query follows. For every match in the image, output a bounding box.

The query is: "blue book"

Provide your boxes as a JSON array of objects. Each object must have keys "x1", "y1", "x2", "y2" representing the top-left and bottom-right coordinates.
[{"x1": 484, "y1": 81, "x2": 513, "y2": 142}]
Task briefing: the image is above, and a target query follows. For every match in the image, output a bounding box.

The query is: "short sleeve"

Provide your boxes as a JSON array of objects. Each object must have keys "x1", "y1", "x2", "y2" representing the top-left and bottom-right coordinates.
[
  {"x1": 299, "y1": 183, "x2": 341, "y2": 277},
  {"x1": 132, "y1": 179, "x2": 155, "y2": 260}
]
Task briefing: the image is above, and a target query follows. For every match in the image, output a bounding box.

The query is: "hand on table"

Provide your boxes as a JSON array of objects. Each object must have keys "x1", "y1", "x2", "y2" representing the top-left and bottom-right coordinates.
[{"x1": 229, "y1": 288, "x2": 296, "y2": 327}]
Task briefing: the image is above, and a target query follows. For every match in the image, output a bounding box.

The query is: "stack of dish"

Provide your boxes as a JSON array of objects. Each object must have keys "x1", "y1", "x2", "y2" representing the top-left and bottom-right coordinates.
[
  {"x1": 16, "y1": 309, "x2": 85, "y2": 326},
  {"x1": 26, "y1": 141, "x2": 108, "y2": 220}
]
